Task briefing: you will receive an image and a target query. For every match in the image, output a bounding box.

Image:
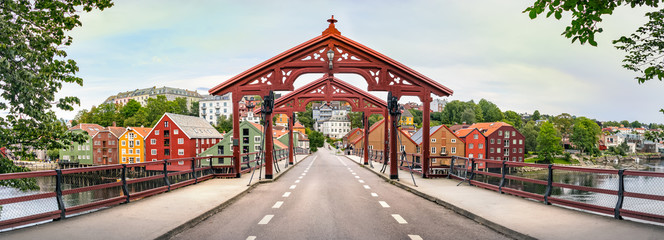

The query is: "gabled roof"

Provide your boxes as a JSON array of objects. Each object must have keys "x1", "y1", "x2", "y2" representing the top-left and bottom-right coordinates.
[
  {"x1": 398, "y1": 129, "x2": 418, "y2": 146},
  {"x1": 209, "y1": 18, "x2": 453, "y2": 97},
  {"x1": 293, "y1": 121, "x2": 305, "y2": 129},
  {"x1": 122, "y1": 127, "x2": 153, "y2": 139},
  {"x1": 107, "y1": 127, "x2": 126, "y2": 138},
  {"x1": 165, "y1": 113, "x2": 223, "y2": 139},
  {"x1": 455, "y1": 128, "x2": 482, "y2": 138},
  {"x1": 448, "y1": 124, "x2": 470, "y2": 132},
  {"x1": 411, "y1": 124, "x2": 462, "y2": 145},
  {"x1": 249, "y1": 122, "x2": 264, "y2": 132},
  {"x1": 468, "y1": 122, "x2": 513, "y2": 137},
  {"x1": 69, "y1": 123, "x2": 103, "y2": 136},
  {"x1": 274, "y1": 140, "x2": 288, "y2": 149}
]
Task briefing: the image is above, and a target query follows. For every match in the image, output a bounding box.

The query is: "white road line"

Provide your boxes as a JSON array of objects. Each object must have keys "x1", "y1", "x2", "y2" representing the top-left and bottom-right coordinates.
[
  {"x1": 352, "y1": 173, "x2": 356, "y2": 175},
  {"x1": 298, "y1": 176, "x2": 303, "y2": 179},
  {"x1": 379, "y1": 201, "x2": 390, "y2": 208},
  {"x1": 295, "y1": 180, "x2": 300, "y2": 183},
  {"x1": 363, "y1": 185, "x2": 371, "y2": 189},
  {"x1": 392, "y1": 214, "x2": 407, "y2": 224},
  {"x1": 282, "y1": 192, "x2": 291, "y2": 197},
  {"x1": 246, "y1": 236, "x2": 257, "y2": 240},
  {"x1": 358, "y1": 180, "x2": 365, "y2": 183},
  {"x1": 272, "y1": 201, "x2": 284, "y2": 208},
  {"x1": 302, "y1": 173, "x2": 306, "y2": 176},
  {"x1": 371, "y1": 193, "x2": 378, "y2": 197},
  {"x1": 258, "y1": 215, "x2": 274, "y2": 225},
  {"x1": 408, "y1": 235, "x2": 423, "y2": 240},
  {"x1": 290, "y1": 185, "x2": 297, "y2": 189},
  {"x1": 304, "y1": 170, "x2": 308, "y2": 173},
  {"x1": 355, "y1": 176, "x2": 360, "y2": 179}
]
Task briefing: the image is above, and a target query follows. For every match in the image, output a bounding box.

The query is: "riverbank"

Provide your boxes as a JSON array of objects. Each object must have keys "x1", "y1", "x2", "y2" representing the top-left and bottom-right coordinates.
[{"x1": 11, "y1": 161, "x2": 58, "y2": 171}]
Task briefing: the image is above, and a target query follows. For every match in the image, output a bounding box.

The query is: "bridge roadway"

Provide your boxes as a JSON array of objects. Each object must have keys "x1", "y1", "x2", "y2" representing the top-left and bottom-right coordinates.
[{"x1": 171, "y1": 148, "x2": 507, "y2": 240}]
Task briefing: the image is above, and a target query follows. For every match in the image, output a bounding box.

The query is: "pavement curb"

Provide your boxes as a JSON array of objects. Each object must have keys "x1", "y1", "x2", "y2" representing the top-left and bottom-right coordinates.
[
  {"x1": 155, "y1": 154, "x2": 310, "y2": 240},
  {"x1": 344, "y1": 155, "x2": 535, "y2": 240}
]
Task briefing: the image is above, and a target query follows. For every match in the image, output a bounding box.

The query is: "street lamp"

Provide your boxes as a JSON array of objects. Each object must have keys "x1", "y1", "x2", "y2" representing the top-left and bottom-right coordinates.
[{"x1": 327, "y1": 49, "x2": 334, "y2": 70}]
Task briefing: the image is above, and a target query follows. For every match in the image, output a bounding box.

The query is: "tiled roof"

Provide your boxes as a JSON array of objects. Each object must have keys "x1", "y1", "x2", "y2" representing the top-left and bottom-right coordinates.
[
  {"x1": 166, "y1": 113, "x2": 223, "y2": 138},
  {"x1": 398, "y1": 129, "x2": 417, "y2": 145},
  {"x1": 249, "y1": 122, "x2": 264, "y2": 132},
  {"x1": 455, "y1": 128, "x2": 477, "y2": 138},
  {"x1": 293, "y1": 122, "x2": 305, "y2": 128},
  {"x1": 274, "y1": 140, "x2": 288, "y2": 149},
  {"x1": 107, "y1": 127, "x2": 126, "y2": 138},
  {"x1": 69, "y1": 123, "x2": 104, "y2": 136},
  {"x1": 468, "y1": 122, "x2": 512, "y2": 137},
  {"x1": 448, "y1": 124, "x2": 470, "y2": 132},
  {"x1": 127, "y1": 127, "x2": 152, "y2": 138}
]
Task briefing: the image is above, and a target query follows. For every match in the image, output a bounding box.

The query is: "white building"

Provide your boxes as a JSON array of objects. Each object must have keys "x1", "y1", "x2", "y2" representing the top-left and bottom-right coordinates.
[
  {"x1": 431, "y1": 98, "x2": 448, "y2": 112},
  {"x1": 320, "y1": 115, "x2": 351, "y2": 139},
  {"x1": 199, "y1": 93, "x2": 232, "y2": 125}
]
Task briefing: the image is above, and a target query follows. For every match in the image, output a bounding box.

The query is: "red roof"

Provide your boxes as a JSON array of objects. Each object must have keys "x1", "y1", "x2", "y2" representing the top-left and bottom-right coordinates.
[
  {"x1": 69, "y1": 123, "x2": 104, "y2": 136},
  {"x1": 209, "y1": 19, "x2": 453, "y2": 98},
  {"x1": 468, "y1": 122, "x2": 513, "y2": 137}
]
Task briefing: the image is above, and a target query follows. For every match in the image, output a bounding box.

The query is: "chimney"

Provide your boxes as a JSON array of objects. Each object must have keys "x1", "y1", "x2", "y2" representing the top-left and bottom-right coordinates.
[{"x1": 112, "y1": 122, "x2": 116, "y2": 127}]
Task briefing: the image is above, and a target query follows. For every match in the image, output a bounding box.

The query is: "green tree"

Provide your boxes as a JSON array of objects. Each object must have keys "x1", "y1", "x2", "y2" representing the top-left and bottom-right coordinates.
[
  {"x1": 0, "y1": 157, "x2": 39, "y2": 191},
  {"x1": 189, "y1": 101, "x2": 200, "y2": 116},
  {"x1": 307, "y1": 129, "x2": 325, "y2": 151},
  {"x1": 296, "y1": 103, "x2": 314, "y2": 129},
  {"x1": 173, "y1": 97, "x2": 189, "y2": 115},
  {"x1": 124, "y1": 108, "x2": 150, "y2": 127},
  {"x1": 460, "y1": 108, "x2": 476, "y2": 124},
  {"x1": 536, "y1": 122, "x2": 563, "y2": 163},
  {"x1": 532, "y1": 110, "x2": 541, "y2": 121},
  {"x1": 520, "y1": 120, "x2": 540, "y2": 153},
  {"x1": 90, "y1": 103, "x2": 121, "y2": 127},
  {"x1": 630, "y1": 120, "x2": 642, "y2": 128},
  {"x1": 146, "y1": 95, "x2": 176, "y2": 126},
  {"x1": 0, "y1": 0, "x2": 113, "y2": 161},
  {"x1": 571, "y1": 117, "x2": 601, "y2": 154},
  {"x1": 503, "y1": 110, "x2": 523, "y2": 129},
  {"x1": 120, "y1": 99, "x2": 141, "y2": 119},
  {"x1": 215, "y1": 115, "x2": 233, "y2": 134},
  {"x1": 348, "y1": 112, "x2": 363, "y2": 129},
  {"x1": 478, "y1": 99, "x2": 503, "y2": 122},
  {"x1": 620, "y1": 120, "x2": 630, "y2": 127},
  {"x1": 408, "y1": 109, "x2": 423, "y2": 127},
  {"x1": 47, "y1": 148, "x2": 60, "y2": 161},
  {"x1": 525, "y1": 1, "x2": 664, "y2": 112},
  {"x1": 368, "y1": 114, "x2": 384, "y2": 127},
  {"x1": 552, "y1": 113, "x2": 574, "y2": 138}
]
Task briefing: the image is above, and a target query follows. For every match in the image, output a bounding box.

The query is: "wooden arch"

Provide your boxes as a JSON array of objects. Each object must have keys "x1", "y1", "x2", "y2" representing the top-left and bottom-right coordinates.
[{"x1": 211, "y1": 17, "x2": 453, "y2": 179}]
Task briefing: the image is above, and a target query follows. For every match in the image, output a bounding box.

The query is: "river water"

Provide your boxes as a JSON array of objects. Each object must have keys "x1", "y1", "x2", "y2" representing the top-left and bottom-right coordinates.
[{"x1": 475, "y1": 159, "x2": 664, "y2": 222}]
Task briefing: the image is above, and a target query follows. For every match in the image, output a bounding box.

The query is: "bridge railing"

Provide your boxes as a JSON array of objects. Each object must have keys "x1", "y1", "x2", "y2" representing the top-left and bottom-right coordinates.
[
  {"x1": 0, "y1": 155, "x2": 235, "y2": 230},
  {"x1": 448, "y1": 156, "x2": 664, "y2": 224},
  {"x1": 397, "y1": 152, "x2": 423, "y2": 175}
]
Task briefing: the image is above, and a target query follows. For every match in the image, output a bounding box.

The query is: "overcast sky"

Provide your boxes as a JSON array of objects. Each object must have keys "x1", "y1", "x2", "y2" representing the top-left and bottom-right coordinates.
[{"x1": 56, "y1": 1, "x2": 663, "y2": 124}]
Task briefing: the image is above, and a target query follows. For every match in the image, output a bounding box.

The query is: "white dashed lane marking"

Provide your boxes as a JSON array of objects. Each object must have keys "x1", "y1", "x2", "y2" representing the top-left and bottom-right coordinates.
[
  {"x1": 272, "y1": 201, "x2": 284, "y2": 209},
  {"x1": 371, "y1": 193, "x2": 378, "y2": 197},
  {"x1": 298, "y1": 176, "x2": 303, "y2": 179},
  {"x1": 392, "y1": 214, "x2": 408, "y2": 224},
  {"x1": 258, "y1": 215, "x2": 274, "y2": 225},
  {"x1": 355, "y1": 176, "x2": 360, "y2": 179},
  {"x1": 295, "y1": 180, "x2": 300, "y2": 183},
  {"x1": 359, "y1": 180, "x2": 365, "y2": 183},
  {"x1": 282, "y1": 192, "x2": 291, "y2": 197},
  {"x1": 290, "y1": 185, "x2": 297, "y2": 189},
  {"x1": 379, "y1": 201, "x2": 390, "y2": 208},
  {"x1": 363, "y1": 185, "x2": 371, "y2": 189},
  {"x1": 246, "y1": 236, "x2": 256, "y2": 240},
  {"x1": 408, "y1": 235, "x2": 423, "y2": 240}
]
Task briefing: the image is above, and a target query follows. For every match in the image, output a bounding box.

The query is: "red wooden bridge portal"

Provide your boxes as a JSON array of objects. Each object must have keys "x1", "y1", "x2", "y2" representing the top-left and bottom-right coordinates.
[{"x1": 209, "y1": 16, "x2": 453, "y2": 179}]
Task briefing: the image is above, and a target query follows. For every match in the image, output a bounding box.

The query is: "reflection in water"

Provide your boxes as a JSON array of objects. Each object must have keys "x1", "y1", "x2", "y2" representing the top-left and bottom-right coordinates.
[{"x1": 474, "y1": 159, "x2": 664, "y2": 217}]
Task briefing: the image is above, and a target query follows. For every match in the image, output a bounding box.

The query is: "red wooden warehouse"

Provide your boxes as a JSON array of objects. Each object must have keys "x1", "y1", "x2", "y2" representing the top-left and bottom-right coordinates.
[
  {"x1": 145, "y1": 113, "x2": 223, "y2": 171},
  {"x1": 455, "y1": 128, "x2": 487, "y2": 169}
]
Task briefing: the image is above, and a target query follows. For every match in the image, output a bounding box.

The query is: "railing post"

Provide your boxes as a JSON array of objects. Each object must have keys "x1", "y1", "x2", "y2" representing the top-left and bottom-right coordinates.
[
  {"x1": 468, "y1": 159, "x2": 475, "y2": 186},
  {"x1": 55, "y1": 169, "x2": 66, "y2": 220},
  {"x1": 122, "y1": 164, "x2": 130, "y2": 203},
  {"x1": 614, "y1": 169, "x2": 625, "y2": 220},
  {"x1": 544, "y1": 164, "x2": 553, "y2": 205},
  {"x1": 499, "y1": 160, "x2": 507, "y2": 194},
  {"x1": 191, "y1": 157, "x2": 198, "y2": 184},
  {"x1": 163, "y1": 160, "x2": 170, "y2": 192},
  {"x1": 448, "y1": 157, "x2": 455, "y2": 179},
  {"x1": 209, "y1": 156, "x2": 214, "y2": 176}
]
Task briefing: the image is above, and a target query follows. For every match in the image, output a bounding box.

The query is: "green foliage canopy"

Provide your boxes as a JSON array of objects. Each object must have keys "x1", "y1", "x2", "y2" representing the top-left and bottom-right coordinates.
[
  {"x1": 536, "y1": 122, "x2": 563, "y2": 163},
  {"x1": 570, "y1": 117, "x2": 601, "y2": 154}
]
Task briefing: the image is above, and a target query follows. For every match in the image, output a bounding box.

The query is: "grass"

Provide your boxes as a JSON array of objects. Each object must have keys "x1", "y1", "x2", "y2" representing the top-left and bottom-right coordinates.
[{"x1": 524, "y1": 157, "x2": 579, "y2": 165}]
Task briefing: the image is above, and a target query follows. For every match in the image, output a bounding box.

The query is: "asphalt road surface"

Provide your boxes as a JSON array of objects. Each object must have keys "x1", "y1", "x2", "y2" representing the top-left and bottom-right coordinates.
[{"x1": 171, "y1": 148, "x2": 509, "y2": 240}]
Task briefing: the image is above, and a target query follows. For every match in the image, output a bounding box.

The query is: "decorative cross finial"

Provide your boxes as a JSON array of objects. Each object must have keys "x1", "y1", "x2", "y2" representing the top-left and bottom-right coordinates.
[{"x1": 322, "y1": 15, "x2": 341, "y2": 36}]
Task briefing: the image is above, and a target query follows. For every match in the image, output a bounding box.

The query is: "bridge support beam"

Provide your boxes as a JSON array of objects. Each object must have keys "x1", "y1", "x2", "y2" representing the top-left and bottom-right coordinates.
[
  {"x1": 232, "y1": 92, "x2": 241, "y2": 178},
  {"x1": 389, "y1": 112, "x2": 398, "y2": 180},
  {"x1": 265, "y1": 112, "x2": 274, "y2": 179},
  {"x1": 363, "y1": 113, "x2": 369, "y2": 165},
  {"x1": 288, "y1": 112, "x2": 294, "y2": 165},
  {"x1": 421, "y1": 92, "x2": 431, "y2": 178}
]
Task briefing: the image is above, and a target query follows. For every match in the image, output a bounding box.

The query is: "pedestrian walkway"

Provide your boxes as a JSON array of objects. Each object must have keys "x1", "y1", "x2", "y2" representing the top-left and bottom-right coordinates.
[
  {"x1": 0, "y1": 155, "x2": 310, "y2": 240},
  {"x1": 343, "y1": 154, "x2": 664, "y2": 240}
]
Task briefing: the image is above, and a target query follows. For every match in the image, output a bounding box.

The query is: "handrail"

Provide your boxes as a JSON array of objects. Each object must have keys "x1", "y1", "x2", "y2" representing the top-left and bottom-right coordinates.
[
  {"x1": 0, "y1": 155, "x2": 237, "y2": 230},
  {"x1": 448, "y1": 156, "x2": 664, "y2": 224}
]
